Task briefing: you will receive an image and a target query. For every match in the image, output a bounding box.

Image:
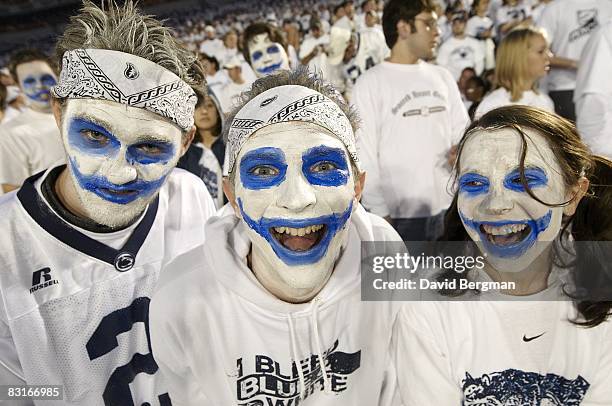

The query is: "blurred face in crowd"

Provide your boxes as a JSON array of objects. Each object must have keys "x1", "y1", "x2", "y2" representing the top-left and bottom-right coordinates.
[
  {"x1": 475, "y1": 0, "x2": 490, "y2": 16},
  {"x1": 458, "y1": 68, "x2": 475, "y2": 93},
  {"x1": 363, "y1": 0, "x2": 375, "y2": 13},
  {"x1": 230, "y1": 122, "x2": 362, "y2": 303},
  {"x1": 465, "y1": 78, "x2": 485, "y2": 102},
  {"x1": 57, "y1": 99, "x2": 189, "y2": 227},
  {"x1": 451, "y1": 18, "x2": 467, "y2": 36},
  {"x1": 224, "y1": 31, "x2": 238, "y2": 49},
  {"x1": 526, "y1": 34, "x2": 551, "y2": 83},
  {"x1": 194, "y1": 96, "x2": 219, "y2": 133},
  {"x1": 365, "y1": 10, "x2": 378, "y2": 27},
  {"x1": 400, "y1": 11, "x2": 440, "y2": 60},
  {"x1": 15, "y1": 60, "x2": 57, "y2": 112},
  {"x1": 344, "y1": 2, "x2": 355, "y2": 18},
  {"x1": 248, "y1": 33, "x2": 290, "y2": 77},
  {"x1": 457, "y1": 128, "x2": 573, "y2": 273},
  {"x1": 227, "y1": 66, "x2": 243, "y2": 83}
]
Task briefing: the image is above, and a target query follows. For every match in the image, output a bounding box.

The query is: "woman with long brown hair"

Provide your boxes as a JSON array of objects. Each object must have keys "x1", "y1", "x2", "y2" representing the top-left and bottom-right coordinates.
[{"x1": 395, "y1": 105, "x2": 612, "y2": 404}]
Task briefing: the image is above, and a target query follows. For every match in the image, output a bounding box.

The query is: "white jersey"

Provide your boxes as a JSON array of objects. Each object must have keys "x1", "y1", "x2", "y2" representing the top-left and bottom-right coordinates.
[
  {"x1": 352, "y1": 60, "x2": 469, "y2": 219},
  {"x1": 394, "y1": 269, "x2": 612, "y2": 404},
  {"x1": 574, "y1": 18, "x2": 612, "y2": 159},
  {"x1": 537, "y1": 0, "x2": 612, "y2": 91},
  {"x1": 475, "y1": 87, "x2": 554, "y2": 118},
  {"x1": 0, "y1": 109, "x2": 65, "y2": 187},
  {"x1": 436, "y1": 36, "x2": 486, "y2": 80},
  {"x1": 150, "y1": 204, "x2": 403, "y2": 405},
  {"x1": 0, "y1": 166, "x2": 216, "y2": 405}
]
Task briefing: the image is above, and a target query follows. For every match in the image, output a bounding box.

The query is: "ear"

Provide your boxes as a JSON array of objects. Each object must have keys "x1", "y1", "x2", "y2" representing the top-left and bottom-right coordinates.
[
  {"x1": 222, "y1": 177, "x2": 241, "y2": 217},
  {"x1": 354, "y1": 170, "x2": 366, "y2": 202},
  {"x1": 563, "y1": 176, "x2": 590, "y2": 216},
  {"x1": 396, "y1": 19, "x2": 411, "y2": 40},
  {"x1": 180, "y1": 125, "x2": 196, "y2": 156},
  {"x1": 51, "y1": 97, "x2": 62, "y2": 128}
]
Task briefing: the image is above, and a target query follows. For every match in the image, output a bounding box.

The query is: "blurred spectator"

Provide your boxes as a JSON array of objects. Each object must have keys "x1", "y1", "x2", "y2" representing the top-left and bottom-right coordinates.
[
  {"x1": 574, "y1": 18, "x2": 612, "y2": 159},
  {"x1": 2, "y1": 85, "x2": 24, "y2": 124},
  {"x1": 536, "y1": 0, "x2": 612, "y2": 121},
  {"x1": 466, "y1": 0, "x2": 496, "y2": 69},
  {"x1": 353, "y1": 0, "x2": 469, "y2": 241},
  {"x1": 199, "y1": 25, "x2": 223, "y2": 58},
  {"x1": 457, "y1": 66, "x2": 476, "y2": 108},
  {"x1": 218, "y1": 56, "x2": 252, "y2": 113},
  {"x1": 201, "y1": 53, "x2": 229, "y2": 93},
  {"x1": 437, "y1": 11, "x2": 485, "y2": 80},
  {"x1": 177, "y1": 89, "x2": 225, "y2": 208},
  {"x1": 475, "y1": 26, "x2": 553, "y2": 118},
  {"x1": 0, "y1": 68, "x2": 15, "y2": 86},
  {"x1": 496, "y1": 0, "x2": 532, "y2": 37},
  {"x1": 465, "y1": 75, "x2": 489, "y2": 118},
  {"x1": 299, "y1": 19, "x2": 330, "y2": 73},
  {"x1": 243, "y1": 22, "x2": 291, "y2": 77},
  {"x1": 0, "y1": 49, "x2": 64, "y2": 193}
]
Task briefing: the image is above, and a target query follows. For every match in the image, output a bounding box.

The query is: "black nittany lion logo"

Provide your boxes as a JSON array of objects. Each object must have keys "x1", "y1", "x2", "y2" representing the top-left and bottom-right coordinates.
[
  {"x1": 114, "y1": 252, "x2": 135, "y2": 272},
  {"x1": 124, "y1": 62, "x2": 139, "y2": 80},
  {"x1": 259, "y1": 95, "x2": 277, "y2": 108}
]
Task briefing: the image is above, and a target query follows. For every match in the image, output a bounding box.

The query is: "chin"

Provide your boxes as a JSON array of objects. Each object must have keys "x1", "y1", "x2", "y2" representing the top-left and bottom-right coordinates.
[{"x1": 77, "y1": 189, "x2": 152, "y2": 228}]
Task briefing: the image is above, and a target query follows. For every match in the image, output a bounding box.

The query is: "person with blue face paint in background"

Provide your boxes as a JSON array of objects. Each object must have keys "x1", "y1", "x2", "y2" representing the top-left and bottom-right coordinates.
[
  {"x1": 243, "y1": 22, "x2": 291, "y2": 78},
  {"x1": 0, "y1": 2, "x2": 217, "y2": 404},
  {"x1": 394, "y1": 105, "x2": 612, "y2": 405},
  {"x1": 150, "y1": 68, "x2": 404, "y2": 405},
  {"x1": 0, "y1": 49, "x2": 64, "y2": 193}
]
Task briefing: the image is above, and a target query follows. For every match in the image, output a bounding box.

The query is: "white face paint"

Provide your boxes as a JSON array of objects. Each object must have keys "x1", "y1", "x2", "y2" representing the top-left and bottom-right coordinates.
[
  {"x1": 61, "y1": 99, "x2": 184, "y2": 227},
  {"x1": 16, "y1": 60, "x2": 57, "y2": 112},
  {"x1": 247, "y1": 33, "x2": 290, "y2": 77},
  {"x1": 457, "y1": 128, "x2": 568, "y2": 272},
  {"x1": 233, "y1": 122, "x2": 357, "y2": 302}
]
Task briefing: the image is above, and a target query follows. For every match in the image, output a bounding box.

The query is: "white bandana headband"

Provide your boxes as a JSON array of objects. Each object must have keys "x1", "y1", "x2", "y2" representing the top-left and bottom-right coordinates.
[
  {"x1": 51, "y1": 49, "x2": 197, "y2": 131},
  {"x1": 224, "y1": 85, "x2": 359, "y2": 176}
]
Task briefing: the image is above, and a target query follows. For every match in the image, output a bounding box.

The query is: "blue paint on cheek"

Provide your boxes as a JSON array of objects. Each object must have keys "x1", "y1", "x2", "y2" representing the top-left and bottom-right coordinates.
[
  {"x1": 460, "y1": 210, "x2": 553, "y2": 258},
  {"x1": 68, "y1": 118, "x2": 121, "y2": 156},
  {"x1": 504, "y1": 167, "x2": 549, "y2": 192},
  {"x1": 238, "y1": 197, "x2": 353, "y2": 266},
  {"x1": 126, "y1": 142, "x2": 176, "y2": 165},
  {"x1": 69, "y1": 156, "x2": 167, "y2": 204},
  {"x1": 302, "y1": 146, "x2": 350, "y2": 187},
  {"x1": 240, "y1": 147, "x2": 287, "y2": 189},
  {"x1": 21, "y1": 75, "x2": 55, "y2": 102},
  {"x1": 458, "y1": 172, "x2": 490, "y2": 197}
]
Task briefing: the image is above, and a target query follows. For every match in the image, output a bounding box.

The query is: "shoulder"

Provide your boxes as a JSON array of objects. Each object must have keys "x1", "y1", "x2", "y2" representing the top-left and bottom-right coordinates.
[{"x1": 352, "y1": 204, "x2": 402, "y2": 242}]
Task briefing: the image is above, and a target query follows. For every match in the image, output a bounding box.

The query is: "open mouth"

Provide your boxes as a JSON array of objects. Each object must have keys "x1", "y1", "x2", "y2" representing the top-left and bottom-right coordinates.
[
  {"x1": 270, "y1": 224, "x2": 327, "y2": 252},
  {"x1": 480, "y1": 223, "x2": 531, "y2": 247}
]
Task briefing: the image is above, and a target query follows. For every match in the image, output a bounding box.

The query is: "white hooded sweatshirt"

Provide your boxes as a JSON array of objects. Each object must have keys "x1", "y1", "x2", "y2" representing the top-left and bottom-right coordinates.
[{"x1": 150, "y1": 203, "x2": 403, "y2": 406}]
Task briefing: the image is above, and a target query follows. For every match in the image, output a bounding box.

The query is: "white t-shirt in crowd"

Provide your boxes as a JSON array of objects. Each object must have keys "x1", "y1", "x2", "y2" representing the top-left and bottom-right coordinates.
[
  {"x1": 352, "y1": 60, "x2": 469, "y2": 219},
  {"x1": 150, "y1": 204, "x2": 403, "y2": 405},
  {"x1": 436, "y1": 35, "x2": 486, "y2": 80},
  {"x1": 537, "y1": 0, "x2": 612, "y2": 91},
  {"x1": 199, "y1": 38, "x2": 223, "y2": 58},
  {"x1": 217, "y1": 79, "x2": 251, "y2": 114},
  {"x1": 0, "y1": 109, "x2": 65, "y2": 188},
  {"x1": 394, "y1": 267, "x2": 612, "y2": 405},
  {"x1": 475, "y1": 87, "x2": 554, "y2": 118},
  {"x1": 466, "y1": 15, "x2": 495, "y2": 39},
  {"x1": 574, "y1": 18, "x2": 612, "y2": 159},
  {"x1": 299, "y1": 33, "x2": 330, "y2": 74}
]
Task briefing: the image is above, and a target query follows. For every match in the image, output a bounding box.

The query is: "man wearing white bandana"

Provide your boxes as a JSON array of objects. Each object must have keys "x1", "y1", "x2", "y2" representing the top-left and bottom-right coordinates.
[
  {"x1": 0, "y1": 2, "x2": 216, "y2": 405},
  {"x1": 150, "y1": 68, "x2": 403, "y2": 405}
]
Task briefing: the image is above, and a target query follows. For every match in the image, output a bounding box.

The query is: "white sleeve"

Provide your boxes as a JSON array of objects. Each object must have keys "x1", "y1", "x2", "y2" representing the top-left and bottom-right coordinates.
[
  {"x1": 442, "y1": 70, "x2": 470, "y2": 144},
  {"x1": 0, "y1": 128, "x2": 30, "y2": 186},
  {"x1": 536, "y1": 3, "x2": 556, "y2": 45},
  {"x1": 150, "y1": 264, "x2": 210, "y2": 406},
  {"x1": 353, "y1": 75, "x2": 391, "y2": 217},
  {"x1": 393, "y1": 303, "x2": 462, "y2": 405},
  {"x1": 576, "y1": 94, "x2": 612, "y2": 158},
  {"x1": 582, "y1": 323, "x2": 612, "y2": 404}
]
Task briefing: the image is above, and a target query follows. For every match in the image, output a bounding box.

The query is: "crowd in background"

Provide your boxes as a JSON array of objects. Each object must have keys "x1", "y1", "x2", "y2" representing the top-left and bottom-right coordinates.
[{"x1": 1, "y1": 0, "x2": 612, "y2": 231}]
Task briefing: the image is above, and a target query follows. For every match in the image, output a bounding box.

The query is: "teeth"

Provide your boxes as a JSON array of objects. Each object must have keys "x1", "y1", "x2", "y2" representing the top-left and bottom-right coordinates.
[
  {"x1": 482, "y1": 223, "x2": 527, "y2": 235},
  {"x1": 273, "y1": 224, "x2": 324, "y2": 235}
]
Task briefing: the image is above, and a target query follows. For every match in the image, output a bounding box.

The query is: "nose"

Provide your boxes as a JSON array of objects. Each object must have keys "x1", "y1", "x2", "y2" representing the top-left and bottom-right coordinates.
[
  {"x1": 105, "y1": 153, "x2": 138, "y2": 185},
  {"x1": 275, "y1": 173, "x2": 317, "y2": 212},
  {"x1": 481, "y1": 185, "x2": 513, "y2": 215}
]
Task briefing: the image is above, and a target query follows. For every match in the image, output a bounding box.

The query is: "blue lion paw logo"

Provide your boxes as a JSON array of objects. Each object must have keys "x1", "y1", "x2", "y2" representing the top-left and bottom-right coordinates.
[{"x1": 462, "y1": 369, "x2": 589, "y2": 405}]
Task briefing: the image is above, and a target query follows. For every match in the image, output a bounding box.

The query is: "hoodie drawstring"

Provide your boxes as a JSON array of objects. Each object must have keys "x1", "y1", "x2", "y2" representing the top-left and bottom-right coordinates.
[
  {"x1": 287, "y1": 312, "x2": 306, "y2": 400},
  {"x1": 311, "y1": 297, "x2": 332, "y2": 395}
]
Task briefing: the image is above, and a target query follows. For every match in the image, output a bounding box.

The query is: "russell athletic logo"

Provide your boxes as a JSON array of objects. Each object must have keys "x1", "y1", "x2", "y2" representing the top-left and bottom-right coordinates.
[{"x1": 30, "y1": 267, "x2": 60, "y2": 294}]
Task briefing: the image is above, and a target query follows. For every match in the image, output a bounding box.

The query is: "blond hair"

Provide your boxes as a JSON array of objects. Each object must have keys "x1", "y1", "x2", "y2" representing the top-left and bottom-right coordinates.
[{"x1": 494, "y1": 26, "x2": 547, "y2": 102}]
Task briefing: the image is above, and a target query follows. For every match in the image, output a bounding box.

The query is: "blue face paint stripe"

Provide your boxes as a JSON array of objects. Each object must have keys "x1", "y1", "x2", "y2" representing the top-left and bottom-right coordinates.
[
  {"x1": 460, "y1": 210, "x2": 553, "y2": 258},
  {"x1": 238, "y1": 198, "x2": 353, "y2": 266},
  {"x1": 302, "y1": 145, "x2": 349, "y2": 187},
  {"x1": 257, "y1": 62, "x2": 283, "y2": 75},
  {"x1": 69, "y1": 157, "x2": 167, "y2": 205},
  {"x1": 68, "y1": 118, "x2": 121, "y2": 156},
  {"x1": 239, "y1": 147, "x2": 287, "y2": 190},
  {"x1": 504, "y1": 167, "x2": 549, "y2": 192},
  {"x1": 458, "y1": 172, "x2": 490, "y2": 197},
  {"x1": 126, "y1": 142, "x2": 176, "y2": 165}
]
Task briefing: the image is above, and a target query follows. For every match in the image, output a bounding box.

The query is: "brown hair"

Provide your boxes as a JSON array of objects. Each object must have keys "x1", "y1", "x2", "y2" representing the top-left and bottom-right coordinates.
[
  {"x1": 495, "y1": 27, "x2": 547, "y2": 102},
  {"x1": 382, "y1": 0, "x2": 436, "y2": 49},
  {"x1": 440, "y1": 105, "x2": 612, "y2": 326},
  {"x1": 8, "y1": 49, "x2": 57, "y2": 82}
]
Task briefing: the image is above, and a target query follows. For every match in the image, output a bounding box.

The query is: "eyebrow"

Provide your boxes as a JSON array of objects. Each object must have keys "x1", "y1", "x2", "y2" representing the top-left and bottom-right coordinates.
[{"x1": 72, "y1": 113, "x2": 174, "y2": 143}]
